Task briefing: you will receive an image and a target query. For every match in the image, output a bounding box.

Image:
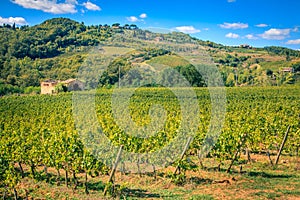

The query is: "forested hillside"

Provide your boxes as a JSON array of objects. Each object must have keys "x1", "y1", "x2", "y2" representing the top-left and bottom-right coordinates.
[{"x1": 0, "y1": 17, "x2": 300, "y2": 95}]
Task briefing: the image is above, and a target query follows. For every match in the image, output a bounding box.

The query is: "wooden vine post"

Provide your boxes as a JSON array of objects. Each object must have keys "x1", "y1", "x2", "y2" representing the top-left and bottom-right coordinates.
[
  {"x1": 103, "y1": 145, "x2": 123, "y2": 196},
  {"x1": 174, "y1": 137, "x2": 193, "y2": 175},
  {"x1": 266, "y1": 149, "x2": 274, "y2": 166},
  {"x1": 275, "y1": 126, "x2": 290, "y2": 165}
]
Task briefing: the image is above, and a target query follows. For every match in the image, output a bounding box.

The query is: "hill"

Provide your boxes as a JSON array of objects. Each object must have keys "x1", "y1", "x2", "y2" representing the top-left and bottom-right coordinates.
[{"x1": 0, "y1": 17, "x2": 299, "y2": 95}]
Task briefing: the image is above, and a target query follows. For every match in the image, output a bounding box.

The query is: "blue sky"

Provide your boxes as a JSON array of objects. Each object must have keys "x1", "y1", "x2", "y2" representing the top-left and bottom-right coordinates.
[{"x1": 1, "y1": 0, "x2": 300, "y2": 49}]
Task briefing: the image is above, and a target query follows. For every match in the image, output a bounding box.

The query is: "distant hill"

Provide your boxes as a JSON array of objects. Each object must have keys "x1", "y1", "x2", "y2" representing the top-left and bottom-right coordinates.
[{"x1": 0, "y1": 17, "x2": 299, "y2": 95}]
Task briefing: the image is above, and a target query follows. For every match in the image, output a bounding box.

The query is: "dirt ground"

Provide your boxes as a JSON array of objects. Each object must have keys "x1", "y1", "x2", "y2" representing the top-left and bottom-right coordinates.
[{"x1": 3, "y1": 153, "x2": 300, "y2": 200}]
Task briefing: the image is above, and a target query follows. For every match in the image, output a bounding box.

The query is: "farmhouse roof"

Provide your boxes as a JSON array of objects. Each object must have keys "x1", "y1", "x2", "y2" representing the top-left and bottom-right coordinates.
[
  {"x1": 61, "y1": 79, "x2": 78, "y2": 84},
  {"x1": 281, "y1": 67, "x2": 294, "y2": 72}
]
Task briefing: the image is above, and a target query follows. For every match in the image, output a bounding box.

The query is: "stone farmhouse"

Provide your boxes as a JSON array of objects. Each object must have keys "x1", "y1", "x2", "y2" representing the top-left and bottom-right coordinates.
[
  {"x1": 281, "y1": 67, "x2": 294, "y2": 73},
  {"x1": 41, "y1": 79, "x2": 84, "y2": 94}
]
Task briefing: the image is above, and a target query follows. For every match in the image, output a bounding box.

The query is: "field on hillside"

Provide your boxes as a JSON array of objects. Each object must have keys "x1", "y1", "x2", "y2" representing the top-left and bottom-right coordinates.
[{"x1": 0, "y1": 86, "x2": 299, "y2": 199}]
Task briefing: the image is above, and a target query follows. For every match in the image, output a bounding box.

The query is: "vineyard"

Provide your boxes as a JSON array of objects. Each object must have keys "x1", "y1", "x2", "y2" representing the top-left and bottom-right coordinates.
[{"x1": 0, "y1": 86, "x2": 300, "y2": 199}]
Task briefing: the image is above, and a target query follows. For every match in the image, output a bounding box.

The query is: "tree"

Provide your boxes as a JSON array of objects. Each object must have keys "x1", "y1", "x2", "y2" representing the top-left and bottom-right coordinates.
[
  {"x1": 292, "y1": 62, "x2": 300, "y2": 72},
  {"x1": 266, "y1": 69, "x2": 273, "y2": 76},
  {"x1": 226, "y1": 73, "x2": 235, "y2": 87},
  {"x1": 55, "y1": 83, "x2": 68, "y2": 93},
  {"x1": 6, "y1": 75, "x2": 17, "y2": 85},
  {"x1": 130, "y1": 24, "x2": 138, "y2": 30},
  {"x1": 284, "y1": 73, "x2": 295, "y2": 84},
  {"x1": 286, "y1": 51, "x2": 291, "y2": 61},
  {"x1": 112, "y1": 23, "x2": 120, "y2": 28}
]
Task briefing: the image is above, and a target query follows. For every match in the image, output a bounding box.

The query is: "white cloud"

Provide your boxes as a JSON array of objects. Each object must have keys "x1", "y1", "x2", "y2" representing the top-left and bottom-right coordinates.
[
  {"x1": 0, "y1": 16, "x2": 27, "y2": 25},
  {"x1": 203, "y1": 28, "x2": 209, "y2": 31},
  {"x1": 175, "y1": 26, "x2": 201, "y2": 34},
  {"x1": 255, "y1": 24, "x2": 268, "y2": 28},
  {"x1": 11, "y1": 0, "x2": 77, "y2": 14},
  {"x1": 220, "y1": 22, "x2": 248, "y2": 29},
  {"x1": 293, "y1": 27, "x2": 299, "y2": 32},
  {"x1": 227, "y1": 0, "x2": 236, "y2": 2},
  {"x1": 225, "y1": 32, "x2": 239, "y2": 39},
  {"x1": 83, "y1": 1, "x2": 101, "y2": 11},
  {"x1": 260, "y1": 28, "x2": 291, "y2": 40},
  {"x1": 286, "y1": 39, "x2": 300, "y2": 45},
  {"x1": 127, "y1": 16, "x2": 139, "y2": 22},
  {"x1": 66, "y1": 0, "x2": 78, "y2": 4},
  {"x1": 245, "y1": 34, "x2": 258, "y2": 40},
  {"x1": 139, "y1": 13, "x2": 147, "y2": 19},
  {"x1": 127, "y1": 13, "x2": 147, "y2": 23}
]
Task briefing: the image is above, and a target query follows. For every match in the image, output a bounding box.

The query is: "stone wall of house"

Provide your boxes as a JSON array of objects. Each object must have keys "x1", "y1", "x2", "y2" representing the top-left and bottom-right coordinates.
[
  {"x1": 41, "y1": 79, "x2": 84, "y2": 94},
  {"x1": 41, "y1": 81, "x2": 58, "y2": 94}
]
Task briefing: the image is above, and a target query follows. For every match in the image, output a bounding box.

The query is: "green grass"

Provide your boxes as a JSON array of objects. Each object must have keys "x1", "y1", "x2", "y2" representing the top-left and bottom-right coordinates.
[
  {"x1": 146, "y1": 55, "x2": 190, "y2": 68},
  {"x1": 230, "y1": 47, "x2": 268, "y2": 54},
  {"x1": 252, "y1": 191, "x2": 281, "y2": 200},
  {"x1": 260, "y1": 60, "x2": 293, "y2": 71},
  {"x1": 189, "y1": 194, "x2": 215, "y2": 200}
]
